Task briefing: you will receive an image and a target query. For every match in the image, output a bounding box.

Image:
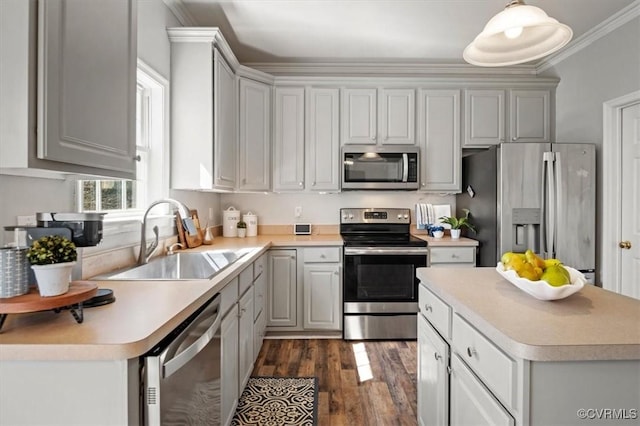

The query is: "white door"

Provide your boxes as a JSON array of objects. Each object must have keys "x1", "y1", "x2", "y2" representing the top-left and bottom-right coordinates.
[{"x1": 620, "y1": 102, "x2": 640, "y2": 299}]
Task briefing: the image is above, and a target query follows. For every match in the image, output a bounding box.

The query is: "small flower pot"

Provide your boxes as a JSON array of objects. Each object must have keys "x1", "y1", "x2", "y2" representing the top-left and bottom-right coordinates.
[
  {"x1": 450, "y1": 229, "x2": 461, "y2": 239},
  {"x1": 31, "y1": 262, "x2": 76, "y2": 297}
]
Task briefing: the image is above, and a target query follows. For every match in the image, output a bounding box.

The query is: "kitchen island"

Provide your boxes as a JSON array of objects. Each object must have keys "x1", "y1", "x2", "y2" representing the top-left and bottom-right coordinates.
[{"x1": 417, "y1": 267, "x2": 640, "y2": 426}]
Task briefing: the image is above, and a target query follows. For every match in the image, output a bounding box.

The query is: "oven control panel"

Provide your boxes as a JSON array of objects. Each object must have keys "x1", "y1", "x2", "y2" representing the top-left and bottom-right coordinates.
[{"x1": 340, "y1": 208, "x2": 411, "y2": 224}]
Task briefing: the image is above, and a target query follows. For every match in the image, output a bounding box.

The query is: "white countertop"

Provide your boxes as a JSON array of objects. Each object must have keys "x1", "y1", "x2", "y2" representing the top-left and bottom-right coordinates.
[{"x1": 417, "y1": 267, "x2": 640, "y2": 361}]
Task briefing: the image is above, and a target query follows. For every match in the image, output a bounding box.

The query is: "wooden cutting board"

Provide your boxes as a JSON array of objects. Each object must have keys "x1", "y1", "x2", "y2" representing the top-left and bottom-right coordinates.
[
  {"x1": 176, "y1": 209, "x2": 203, "y2": 248},
  {"x1": 0, "y1": 282, "x2": 98, "y2": 314}
]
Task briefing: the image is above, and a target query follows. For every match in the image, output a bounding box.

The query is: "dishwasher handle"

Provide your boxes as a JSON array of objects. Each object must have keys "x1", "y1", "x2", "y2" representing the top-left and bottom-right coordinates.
[{"x1": 161, "y1": 296, "x2": 222, "y2": 379}]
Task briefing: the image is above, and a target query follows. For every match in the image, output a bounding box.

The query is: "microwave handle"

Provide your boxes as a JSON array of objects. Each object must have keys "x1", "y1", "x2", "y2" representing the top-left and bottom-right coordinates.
[{"x1": 402, "y1": 153, "x2": 408, "y2": 182}]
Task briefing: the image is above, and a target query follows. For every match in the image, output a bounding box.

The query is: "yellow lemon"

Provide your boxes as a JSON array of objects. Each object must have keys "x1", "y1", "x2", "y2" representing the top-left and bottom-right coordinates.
[
  {"x1": 543, "y1": 258, "x2": 562, "y2": 269},
  {"x1": 525, "y1": 249, "x2": 546, "y2": 269},
  {"x1": 541, "y1": 265, "x2": 571, "y2": 287}
]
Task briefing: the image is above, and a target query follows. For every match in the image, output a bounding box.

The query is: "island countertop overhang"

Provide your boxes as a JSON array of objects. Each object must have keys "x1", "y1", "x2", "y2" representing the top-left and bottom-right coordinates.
[{"x1": 417, "y1": 267, "x2": 640, "y2": 362}]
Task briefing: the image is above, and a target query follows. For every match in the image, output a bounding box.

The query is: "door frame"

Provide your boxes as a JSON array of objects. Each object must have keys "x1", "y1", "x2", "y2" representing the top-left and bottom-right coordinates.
[{"x1": 602, "y1": 90, "x2": 640, "y2": 292}]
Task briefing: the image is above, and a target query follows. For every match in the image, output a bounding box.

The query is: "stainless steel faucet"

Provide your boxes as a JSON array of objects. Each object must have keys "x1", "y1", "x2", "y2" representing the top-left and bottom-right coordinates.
[{"x1": 138, "y1": 198, "x2": 192, "y2": 265}]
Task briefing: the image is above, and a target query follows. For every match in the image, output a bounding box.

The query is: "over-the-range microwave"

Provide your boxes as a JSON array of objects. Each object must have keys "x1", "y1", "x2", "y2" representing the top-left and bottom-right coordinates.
[{"x1": 342, "y1": 145, "x2": 419, "y2": 190}]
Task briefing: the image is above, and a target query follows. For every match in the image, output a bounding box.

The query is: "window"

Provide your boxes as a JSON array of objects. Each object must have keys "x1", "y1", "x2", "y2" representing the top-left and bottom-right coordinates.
[{"x1": 78, "y1": 61, "x2": 168, "y2": 216}]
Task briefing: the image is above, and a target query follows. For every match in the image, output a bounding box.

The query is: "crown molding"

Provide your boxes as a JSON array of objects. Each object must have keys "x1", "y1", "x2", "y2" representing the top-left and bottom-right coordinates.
[
  {"x1": 244, "y1": 62, "x2": 539, "y2": 77},
  {"x1": 269, "y1": 75, "x2": 559, "y2": 87},
  {"x1": 162, "y1": 0, "x2": 197, "y2": 26},
  {"x1": 167, "y1": 27, "x2": 240, "y2": 71},
  {"x1": 236, "y1": 65, "x2": 276, "y2": 85},
  {"x1": 536, "y1": 0, "x2": 640, "y2": 73}
]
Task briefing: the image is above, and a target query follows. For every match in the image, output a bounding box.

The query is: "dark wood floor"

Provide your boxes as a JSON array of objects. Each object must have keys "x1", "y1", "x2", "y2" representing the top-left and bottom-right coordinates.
[{"x1": 251, "y1": 339, "x2": 418, "y2": 426}]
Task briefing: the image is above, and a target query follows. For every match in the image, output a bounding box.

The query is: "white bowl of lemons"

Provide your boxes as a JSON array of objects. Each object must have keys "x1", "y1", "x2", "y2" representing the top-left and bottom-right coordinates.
[{"x1": 496, "y1": 262, "x2": 586, "y2": 301}]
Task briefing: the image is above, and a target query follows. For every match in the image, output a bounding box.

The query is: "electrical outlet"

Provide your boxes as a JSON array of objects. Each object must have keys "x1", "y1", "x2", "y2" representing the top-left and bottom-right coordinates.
[{"x1": 294, "y1": 206, "x2": 302, "y2": 218}]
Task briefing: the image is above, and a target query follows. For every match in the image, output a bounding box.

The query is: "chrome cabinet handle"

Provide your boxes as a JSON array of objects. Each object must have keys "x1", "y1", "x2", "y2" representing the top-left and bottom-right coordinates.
[
  {"x1": 423, "y1": 304, "x2": 432, "y2": 312},
  {"x1": 434, "y1": 352, "x2": 441, "y2": 361},
  {"x1": 298, "y1": 181, "x2": 303, "y2": 187},
  {"x1": 467, "y1": 347, "x2": 476, "y2": 358},
  {"x1": 133, "y1": 155, "x2": 141, "y2": 162}
]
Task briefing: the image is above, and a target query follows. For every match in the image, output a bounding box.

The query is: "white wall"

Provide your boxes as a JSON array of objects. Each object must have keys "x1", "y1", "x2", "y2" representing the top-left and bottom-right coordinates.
[
  {"x1": 221, "y1": 192, "x2": 456, "y2": 225},
  {"x1": 541, "y1": 16, "x2": 640, "y2": 282}
]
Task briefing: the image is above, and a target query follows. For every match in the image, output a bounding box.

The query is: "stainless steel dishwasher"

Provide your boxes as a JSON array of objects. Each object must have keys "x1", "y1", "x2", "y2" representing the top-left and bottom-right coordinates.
[{"x1": 142, "y1": 294, "x2": 222, "y2": 425}]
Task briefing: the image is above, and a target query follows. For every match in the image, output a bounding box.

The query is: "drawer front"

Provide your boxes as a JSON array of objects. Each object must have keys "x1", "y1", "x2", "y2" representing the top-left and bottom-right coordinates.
[
  {"x1": 452, "y1": 314, "x2": 517, "y2": 410},
  {"x1": 253, "y1": 253, "x2": 266, "y2": 280},
  {"x1": 303, "y1": 247, "x2": 341, "y2": 263},
  {"x1": 418, "y1": 284, "x2": 452, "y2": 340},
  {"x1": 220, "y1": 277, "x2": 239, "y2": 315},
  {"x1": 239, "y1": 265, "x2": 254, "y2": 296},
  {"x1": 430, "y1": 247, "x2": 475, "y2": 264}
]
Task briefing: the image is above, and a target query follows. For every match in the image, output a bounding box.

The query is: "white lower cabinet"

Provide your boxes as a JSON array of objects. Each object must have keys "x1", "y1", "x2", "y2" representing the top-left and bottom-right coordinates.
[
  {"x1": 221, "y1": 302, "x2": 239, "y2": 426},
  {"x1": 417, "y1": 311, "x2": 449, "y2": 426},
  {"x1": 450, "y1": 354, "x2": 514, "y2": 426},
  {"x1": 267, "y1": 249, "x2": 298, "y2": 327},
  {"x1": 238, "y1": 287, "x2": 254, "y2": 391},
  {"x1": 303, "y1": 264, "x2": 341, "y2": 330}
]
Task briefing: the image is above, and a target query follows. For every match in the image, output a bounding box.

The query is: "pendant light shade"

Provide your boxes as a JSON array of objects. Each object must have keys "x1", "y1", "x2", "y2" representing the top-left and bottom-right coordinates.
[{"x1": 463, "y1": 0, "x2": 573, "y2": 67}]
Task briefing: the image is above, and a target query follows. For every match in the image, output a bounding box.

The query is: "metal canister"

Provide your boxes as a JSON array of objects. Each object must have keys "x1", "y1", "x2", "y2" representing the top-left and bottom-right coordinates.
[{"x1": 0, "y1": 247, "x2": 30, "y2": 298}]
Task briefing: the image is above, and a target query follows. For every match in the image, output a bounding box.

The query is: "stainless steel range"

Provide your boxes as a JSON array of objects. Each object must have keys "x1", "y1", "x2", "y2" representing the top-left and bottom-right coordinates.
[{"x1": 341, "y1": 208, "x2": 428, "y2": 340}]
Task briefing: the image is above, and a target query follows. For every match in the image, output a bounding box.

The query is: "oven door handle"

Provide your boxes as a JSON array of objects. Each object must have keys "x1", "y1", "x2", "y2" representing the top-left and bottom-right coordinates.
[
  {"x1": 345, "y1": 247, "x2": 429, "y2": 255},
  {"x1": 161, "y1": 297, "x2": 222, "y2": 379}
]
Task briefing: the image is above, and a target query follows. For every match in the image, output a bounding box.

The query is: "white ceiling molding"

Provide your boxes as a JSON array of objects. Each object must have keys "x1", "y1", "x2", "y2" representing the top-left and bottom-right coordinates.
[
  {"x1": 167, "y1": 27, "x2": 240, "y2": 71},
  {"x1": 162, "y1": 0, "x2": 197, "y2": 26},
  {"x1": 244, "y1": 62, "x2": 539, "y2": 78},
  {"x1": 536, "y1": 0, "x2": 640, "y2": 73}
]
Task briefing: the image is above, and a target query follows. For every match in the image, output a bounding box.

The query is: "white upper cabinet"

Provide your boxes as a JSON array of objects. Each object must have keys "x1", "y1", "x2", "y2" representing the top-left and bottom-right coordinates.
[
  {"x1": 463, "y1": 89, "x2": 505, "y2": 148},
  {"x1": 418, "y1": 90, "x2": 461, "y2": 193},
  {"x1": 379, "y1": 88, "x2": 416, "y2": 145},
  {"x1": 238, "y1": 78, "x2": 271, "y2": 191},
  {"x1": 509, "y1": 89, "x2": 551, "y2": 143},
  {"x1": 273, "y1": 87, "x2": 305, "y2": 191},
  {"x1": 306, "y1": 88, "x2": 340, "y2": 192},
  {"x1": 168, "y1": 29, "x2": 237, "y2": 191},
  {"x1": 341, "y1": 88, "x2": 416, "y2": 145},
  {"x1": 341, "y1": 88, "x2": 377, "y2": 144},
  {"x1": 463, "y1": 88, "x2": 552, "y2": 148},
  {"x1": 0, "y1": 0, "x2": 137, "y2": 179}
]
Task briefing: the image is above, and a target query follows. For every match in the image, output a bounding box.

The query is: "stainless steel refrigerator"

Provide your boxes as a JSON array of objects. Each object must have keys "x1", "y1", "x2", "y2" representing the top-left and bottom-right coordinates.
[{"x1": 456, "y1": 143, "x2": 596, "y2": 283}]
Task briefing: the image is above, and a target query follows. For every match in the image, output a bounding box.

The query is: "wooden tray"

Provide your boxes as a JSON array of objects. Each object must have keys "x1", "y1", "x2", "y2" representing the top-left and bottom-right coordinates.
[{"x1": 0, "y1": 282, "x2": 98, "y2": 314}]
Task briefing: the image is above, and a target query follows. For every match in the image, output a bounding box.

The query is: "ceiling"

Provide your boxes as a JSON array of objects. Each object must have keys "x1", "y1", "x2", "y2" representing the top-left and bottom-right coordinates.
[{"x1": 175, "y1": 0, "x2": 636, "y2": 66}]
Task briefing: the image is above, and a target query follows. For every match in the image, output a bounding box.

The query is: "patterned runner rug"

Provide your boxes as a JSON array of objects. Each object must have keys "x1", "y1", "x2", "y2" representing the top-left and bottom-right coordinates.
[{"x1": 232, "y1": 377, "x2": 318, "y2": 425}]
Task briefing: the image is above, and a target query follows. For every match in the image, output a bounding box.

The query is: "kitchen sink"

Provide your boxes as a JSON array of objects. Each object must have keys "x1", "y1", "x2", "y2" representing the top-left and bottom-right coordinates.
[{"x1": 99, "y1": 248, "x2": 253, "y2": 281}]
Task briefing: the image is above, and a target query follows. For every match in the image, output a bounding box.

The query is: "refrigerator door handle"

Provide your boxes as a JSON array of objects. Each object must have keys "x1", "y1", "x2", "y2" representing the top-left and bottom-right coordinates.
[
  {"x1": 542, "y1": 152, "x2": 555, "y2": 258},
  {"x1": 554, "y1": 151, "x2": 563, "y2": 259}
]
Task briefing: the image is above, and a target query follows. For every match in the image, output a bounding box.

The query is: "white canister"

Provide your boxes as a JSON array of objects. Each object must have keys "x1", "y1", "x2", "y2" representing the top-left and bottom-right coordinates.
[
  {"x1": 223, "y1": 206, "x2": 240, "y2": 237},
  {"x1": 243, "y1": 212, "x2": 258, "y2": 237}
]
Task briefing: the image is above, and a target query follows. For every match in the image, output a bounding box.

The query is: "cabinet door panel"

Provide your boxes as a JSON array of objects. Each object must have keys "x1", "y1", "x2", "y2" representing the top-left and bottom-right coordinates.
[
  {"x1": 418, "y1": 90, "x2": 460, "y2": 192},
  {"x1": 464, "y1": 90, "x2": 505, "y2": 147},
  {"x1": 221, "y1": 305, "x2": 239, "y2": 426},
  {"x1": 418, "y1": 314, "x2": 449, "y2": 426},
  {"x1": 307, "y1": 88, "x2": 340, "y2": 191},
  {"x1": 267, "y1": 250, "x2": 297, "y2": 326},
  {"x1": 341, "y1": 88, "x2": 377, "y2": 145},
  {"x1": 239, "y1": 79, "x2": 270, "y2": 190},
  {"x1": 509, "y1": 90, "x2": 550, "y2": 142},
  {"x1": 303, "y1": 264, "x2": 341, "y2": 330},
  {"x1": 273, "y1": 88, "x2": 305, "y2": 191},
  {"x1": 38, "y1": 0, "x2": 136, "y2": 177},
  {"x1": 214, "y1": 50, "x2": 236, "y2": 190},
  {"x1": 238, "y1": 288, "x2": 254, "y2": 391},
  {"x1": 380, "y1": 89, "x2": 415, "y2": 145},
  {"x1": 450, "y1": 355, "x2": 514, "y2": 426}
]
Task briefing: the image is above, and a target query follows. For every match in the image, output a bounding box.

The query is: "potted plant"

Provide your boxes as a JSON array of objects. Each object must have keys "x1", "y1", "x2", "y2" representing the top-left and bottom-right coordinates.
[
  {"x1": 236, "y1": 220, "x2": 247, "y2": 238},
  {"x1": 26, "y1": 235, "x2": 77, "y2": 297},
  {"x1": 439, "y1": 208, "x2": 476, "y2": 239}
]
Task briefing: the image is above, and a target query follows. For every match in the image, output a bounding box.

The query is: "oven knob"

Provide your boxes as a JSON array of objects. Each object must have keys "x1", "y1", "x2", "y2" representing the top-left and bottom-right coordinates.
[
  {"x1": 403, "y1": 214, "x2": 409, "y2": 219},
  {"x1": 342, "y1": 214, "x2": 348, "y2": 220},
  {"x1": 397, "y1": 214, "x2": 402, "y2": 219},
  {"x1": 349, "y1": 214, "x2": 354, "y2": 219}
]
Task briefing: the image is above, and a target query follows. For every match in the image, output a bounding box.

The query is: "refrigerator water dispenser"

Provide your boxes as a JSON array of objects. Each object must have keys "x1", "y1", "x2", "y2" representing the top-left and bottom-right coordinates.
[{"x1": 511, "y1": 208, "x2": 541, "y2": 253}]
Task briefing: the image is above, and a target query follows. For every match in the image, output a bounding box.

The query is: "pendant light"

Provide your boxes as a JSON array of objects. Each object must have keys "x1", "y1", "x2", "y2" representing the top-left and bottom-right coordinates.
[{"x1": 463, "y1": 0, "x2": 573, "y2": 67}]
